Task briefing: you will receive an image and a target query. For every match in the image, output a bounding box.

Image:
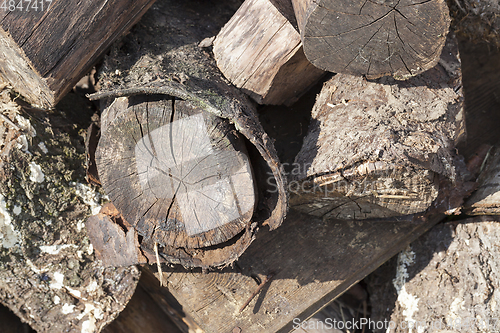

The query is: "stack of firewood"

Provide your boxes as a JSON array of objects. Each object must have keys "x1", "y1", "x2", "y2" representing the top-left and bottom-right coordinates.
[{"x1": 0, "y1": 0, "x2": 499, "y2": 332}]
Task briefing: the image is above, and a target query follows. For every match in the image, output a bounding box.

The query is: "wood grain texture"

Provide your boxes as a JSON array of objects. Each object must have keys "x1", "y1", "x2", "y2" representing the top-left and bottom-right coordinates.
[
  {"x1": 92, "y1": 0, "x2": 287, "y2": 268},
  {"x1": 291, "y1": 0, "x2": 451, "y2": 79},
  {"x1": 464, "y1": 145, "x2": 500, "y2": 215},
  {"x1": 154, "y1": 209, "x2": 444, "y2": 333},
  {"x1": 96, "y1": 94, "x2": 256, "y2": 249},
  {"x1": 139, "y1": 269, "x2": 204, "y2": 333},
  {"x1": 213, "y1": 0, "x2": 324, "y2": 105},
  {"x1": 0, "y1": 0, "x2": 156, "y2": 108},
  {"x1": 291, "y1": 34, "x2": 469, "y2": 220},
  {"x1": 367, "y1": 216, "x2": 500, "y2": 333}
]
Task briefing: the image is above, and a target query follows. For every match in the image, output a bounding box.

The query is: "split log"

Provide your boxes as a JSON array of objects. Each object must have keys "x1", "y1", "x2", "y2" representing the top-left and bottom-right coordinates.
[
  {"x1": 213, "y1": 0, "x2": 325, "y2": 105},
  {"x1": 366, "y1": 216, "x2": 500, "y2": 333},
  {"x1": 290, "y1": 34, "x2": 472, "y2": 220},
  {"x1": 290, "y1": 0, "x2": 451, "y2": 79},
  {"x1": 0, "y1": 0, "x2": 156, "y2": 109},
  {"x1": 0, "y1": 85, "x2": 140, "y2": 332},
  {"x1": 88, "y1": 0, "x2": 287, "y2": 269}
]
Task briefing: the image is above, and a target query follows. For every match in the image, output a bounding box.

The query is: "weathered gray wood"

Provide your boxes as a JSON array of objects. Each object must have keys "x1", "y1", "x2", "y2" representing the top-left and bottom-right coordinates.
[
  {"x1": 96, "y1": 94, "x2": 256, "y2": 249},
  {"x1": 292, "y1": 284, "x2": 368, "y2": 332},
  {"x1": 152, "y1": 209, "x2": 445, "y2": 333},
  {"x1": 102, "y1": 281, "x2": 183, "y2": 333},
  {"x1": 139, "y1": 268, "x2": 204, "y2": 333},
  {"x1": 213, "y1": 0, "x2": 324, "y2": 105},
  {"x1": 366, "y1": 216, "x2": 500, "y2": 333},
  {"x1": 90, "y1": 0, "x2": 287, "y2": 268},
  {"x1": 456, "y1": 40, "x2": 500, "y2": 160},
  {"x1": 291, "y1": 34, "x2": 470, "y2": 220},
  {"x1": 0, "y1": 0, "x2": 155, "y2": 109},
  {"x1": 0, "y1": 85, "x2": 140, "y2": 332},
  {"x1": 291, "y1": 0, "x2": 451, "y2": 79}
]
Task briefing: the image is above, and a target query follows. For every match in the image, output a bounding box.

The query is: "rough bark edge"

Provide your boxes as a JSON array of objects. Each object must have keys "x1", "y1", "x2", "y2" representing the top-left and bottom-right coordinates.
[{"x1": 88, "y1": 80, "x2": 288, "y2": 231}]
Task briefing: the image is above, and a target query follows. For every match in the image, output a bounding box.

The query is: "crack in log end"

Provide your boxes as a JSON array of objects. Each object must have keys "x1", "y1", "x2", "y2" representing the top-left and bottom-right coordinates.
[
  {"x1": 97, "y1": 95, "x2": 257, "y2": 249},
  {"x1": 294, "y1": 0, "x2": 450, "y2": 78}
]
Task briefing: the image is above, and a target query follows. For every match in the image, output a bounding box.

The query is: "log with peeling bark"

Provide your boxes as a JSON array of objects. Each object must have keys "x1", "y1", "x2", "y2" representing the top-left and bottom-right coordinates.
[
  {"x1": 0, "y1": 0, "x2": 156, "y2": 109},
  {"x1": 290, "y1": 0, "x2": 451, "y2": 79},
  {"x1": 213, "y1": 0, "x2": 325, "y2": 105},
  {"x1": 290, "y1": 34, "x2": 472, "y2": 220},
  {"x1": 0, "y1": 85, "x2": 140, "y2": 333},
  {"x1": 87, "y1": 0, "x2": 287, "y2": 269}
]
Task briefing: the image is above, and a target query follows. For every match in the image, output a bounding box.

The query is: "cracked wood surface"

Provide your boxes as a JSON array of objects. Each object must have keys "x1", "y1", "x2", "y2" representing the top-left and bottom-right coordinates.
[
  {"x1": 96, "y1": 94, "x2": 256, "y2": 249},
  {"x1": 291, "y1": 34, "x2": 468, "y2": 220},
  {"x1": 0, "y1": 0, "x2": 155, "y2": 108},
  {"x1": 213, "y1": 0, "x2": 325, "y2": 105},
  {"x1": 291, "y1": 0, "x2": 451, "y2": 79},
  {"x1": 152, "y1": 209, "x2": 443, "y2": 333},
  {"x1": 92, "y1": 0, "x2": 287, "y2": 268}
]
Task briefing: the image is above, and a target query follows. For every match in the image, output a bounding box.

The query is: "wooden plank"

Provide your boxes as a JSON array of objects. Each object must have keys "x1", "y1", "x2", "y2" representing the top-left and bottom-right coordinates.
[
  {"x1": 102, "y1": 281, "x2": 182, "y2": 333},
  {"x1": 153, "y1": 209, "x2": 443, "y2": 333},
  {"x1": 140, "y1": 269, "x2": 204, "y2": 333},
  {"x1": 0, "y1": 0, "x2": 156, "y2": 108},
  {"x1": 290, "y1": 33, "x2": 468, "y2": 220},
  {"x1": 464, "y1": 144, "x2": 500, "y2": 215}
]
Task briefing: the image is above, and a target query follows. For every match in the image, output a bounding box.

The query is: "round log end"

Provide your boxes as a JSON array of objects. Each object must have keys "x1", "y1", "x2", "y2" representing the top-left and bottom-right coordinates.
[
  {"x1": 96, "y1": 94, "x2": 257, "y2": 249},
  {"x1": 294, "y1": 0, "x2": 451, "y2": 79}
]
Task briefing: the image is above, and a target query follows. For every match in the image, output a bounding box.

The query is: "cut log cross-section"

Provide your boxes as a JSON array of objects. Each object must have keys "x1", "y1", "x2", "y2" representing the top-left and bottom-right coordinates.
[
  {"x1": 291, "y1": 0, "x2": 451, "y2": 79},
  {"x1": 97, "y1": 94, "x2": 256, "y2": 249},
  {"x1": 0, "y1": 0, "x2": 156, "y2": 109},
  {"x1": 88, "y1": 0, "x2": 287, "y2": 268}
]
